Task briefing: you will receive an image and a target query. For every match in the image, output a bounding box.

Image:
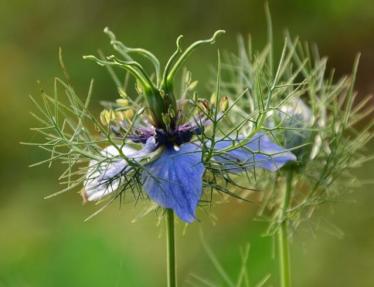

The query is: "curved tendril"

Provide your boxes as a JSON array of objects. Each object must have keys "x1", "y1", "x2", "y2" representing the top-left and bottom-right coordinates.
[
  {"x1": 107, "y1": 55, "x2": 157, "y2": 91},
  {"x1": 162, "y1": 35, "x2": 184, "y2": 89},
  {"x1": 103, "y1": 28, "x2": 132, "y2": 61},
  {"x1": 83, "y1": 55, "x2": 164, "y2": 124},
  {"x1": 83, "y1": 55, "x2": 154, "y2": 92},
  {"x1": 104, "y1": 27, "x2": 161, "y2": 86},
  {"x1": 165, "y1": 30, "x2": 225, "y2": 86}
]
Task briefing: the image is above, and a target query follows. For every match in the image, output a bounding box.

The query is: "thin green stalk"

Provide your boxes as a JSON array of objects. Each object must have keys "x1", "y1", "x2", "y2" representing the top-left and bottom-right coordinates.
[
  {"x1": 277, "y1": 169, "x2": 294, "y2": 287},
  {"x1": 166, "y1": 209, "x2": 177, "y2": 287}
]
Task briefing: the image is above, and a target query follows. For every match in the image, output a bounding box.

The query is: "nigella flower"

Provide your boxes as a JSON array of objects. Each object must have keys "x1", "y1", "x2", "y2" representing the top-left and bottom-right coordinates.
[{"x1": 80, "y1": 29, "x2": 296, "y2": 223}]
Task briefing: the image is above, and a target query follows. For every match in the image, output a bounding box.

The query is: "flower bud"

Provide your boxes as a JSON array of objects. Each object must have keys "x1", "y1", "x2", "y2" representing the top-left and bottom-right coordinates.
[
  {"x1": 219, "y1": 96, "x2": 229, "y2": 112},
  {"x1": 266, "y1": 98, "x2": 314, "y2": 161},
  {"x1": 280, "y1": 99, "x2": 313, "y2": 152}
]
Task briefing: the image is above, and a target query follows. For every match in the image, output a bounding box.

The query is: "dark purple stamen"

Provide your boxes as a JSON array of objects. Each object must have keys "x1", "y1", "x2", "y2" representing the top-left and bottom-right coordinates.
[
  {"x1": 128, "y1": 115, "x2": 210, "y2": 148},
  {"x1": 129, "y1": 123, "x2": 204, "y2": 148},
  {"x1": 155, "y1": 128, "x2": 193, "y2": 148}
]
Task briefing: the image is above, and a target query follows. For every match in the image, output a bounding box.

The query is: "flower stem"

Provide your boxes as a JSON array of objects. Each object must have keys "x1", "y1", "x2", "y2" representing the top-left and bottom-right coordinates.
[
  {"x1": 166, "y1": 208, "x2": 177, "y2": 287},
  {"x1": 277, "y1": 169, "x2": 294, "y2": 287}
]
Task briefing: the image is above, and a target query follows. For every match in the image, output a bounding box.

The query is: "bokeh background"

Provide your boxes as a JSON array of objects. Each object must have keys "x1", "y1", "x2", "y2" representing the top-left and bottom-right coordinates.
[{"x1": 1, "y1": 0, "x2": 373, "y2": 286}]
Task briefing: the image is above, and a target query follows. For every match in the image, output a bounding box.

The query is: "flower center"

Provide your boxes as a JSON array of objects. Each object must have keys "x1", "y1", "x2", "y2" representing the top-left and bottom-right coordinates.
[
  {"x1": 129, "y1": 122, "x2": 203, "y2": 147},
  {"x1": 155, "y1": 128, "x2": 194, "y2": 148}
]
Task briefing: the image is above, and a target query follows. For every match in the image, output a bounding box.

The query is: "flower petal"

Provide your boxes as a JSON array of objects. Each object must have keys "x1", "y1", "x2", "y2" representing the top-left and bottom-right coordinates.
[
  {"x1": 83, "y1": 146, "x2": 134, "y2": 201},
  {"x1": 84, "y1": 138, "x2": 158, "y2": 201},
  {"x1": 142, "y1": 143, "x2": 204, "y2": 223},
  {"x1": 214, "y1": 132, "x2": 296, "y2": 173}
]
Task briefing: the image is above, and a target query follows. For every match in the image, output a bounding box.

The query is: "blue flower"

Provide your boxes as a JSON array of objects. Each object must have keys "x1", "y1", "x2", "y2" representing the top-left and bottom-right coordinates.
[
  {"x1": 84, "y1": 128, "x2": 295, "y2": 222},
  {"x1": 82, "y1": 30, "x2": 296, "y2": 223}
]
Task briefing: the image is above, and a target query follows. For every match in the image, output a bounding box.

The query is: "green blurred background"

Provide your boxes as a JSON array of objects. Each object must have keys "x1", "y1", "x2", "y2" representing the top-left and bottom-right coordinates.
[{"x1": 1, "y1": 0, "x2": 373, "y2": 286}]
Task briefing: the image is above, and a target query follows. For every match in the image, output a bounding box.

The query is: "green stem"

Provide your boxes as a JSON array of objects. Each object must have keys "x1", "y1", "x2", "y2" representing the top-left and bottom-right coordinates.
[
  {"x1": 277, "y1": 169, "x2": 294, "y2": 287},
  {"x1": 166, "y1": 209, "x2": 177, "y2": 287}
]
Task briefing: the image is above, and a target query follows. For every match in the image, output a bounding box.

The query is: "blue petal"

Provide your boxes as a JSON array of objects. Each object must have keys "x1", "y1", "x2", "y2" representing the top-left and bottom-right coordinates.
[
  {"x1": 214, "y1": 132, "x2": 296, "y2": 173},
  {"x1": 84, "y1": 137, "x2": 158, "y2": 202},
  {"x1": 142, "y1": 143, "x2": 204, "y2": 223},
  {"x1": 99, "y1": 137, "x2": 158, "y2": 182}
]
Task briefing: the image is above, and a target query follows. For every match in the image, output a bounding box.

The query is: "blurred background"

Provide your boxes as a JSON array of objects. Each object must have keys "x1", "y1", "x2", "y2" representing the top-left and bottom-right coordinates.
[{"x1": 0, "y1": 0, "x2": 373, "y2": 286}]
